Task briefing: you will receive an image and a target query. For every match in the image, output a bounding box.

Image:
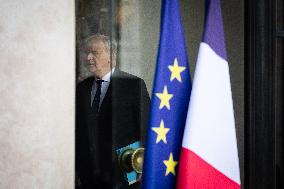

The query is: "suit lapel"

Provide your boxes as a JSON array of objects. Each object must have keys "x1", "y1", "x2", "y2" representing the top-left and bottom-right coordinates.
[
  {"x1": 99, "y1": 69, "x2": 120, "y2": 114},
  {"x1": 82, "y1": 77, "x2": 94, "y2": 114},
  {"x1": 99, "y1": 80, "x2": 112, "y2": 114}
]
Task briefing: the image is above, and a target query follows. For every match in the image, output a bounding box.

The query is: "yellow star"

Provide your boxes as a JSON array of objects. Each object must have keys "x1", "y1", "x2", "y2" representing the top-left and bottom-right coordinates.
[
  {"x1": 168, "y1": 58, "x2": 186, "y2": 82},
  {"x1": 151, "y1": 120, "x2": 170, "y2": 144},
  {"x1": 155, "y1": 86, "x2": 173, "y2": 110},
  {"x1": 163, "y1": 153, "x2": 178, "y2": 176}
]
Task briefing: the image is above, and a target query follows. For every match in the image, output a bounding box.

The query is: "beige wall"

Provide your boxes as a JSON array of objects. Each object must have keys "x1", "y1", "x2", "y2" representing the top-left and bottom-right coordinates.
[{"x1": 0, "y1": 0, "x2": 75, "y2": 188}]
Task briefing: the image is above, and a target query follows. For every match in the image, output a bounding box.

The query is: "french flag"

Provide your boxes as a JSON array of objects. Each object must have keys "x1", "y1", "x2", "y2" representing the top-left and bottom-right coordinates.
[{"x1": 176, "y1": 0, "x2": 241, "y2": 188}]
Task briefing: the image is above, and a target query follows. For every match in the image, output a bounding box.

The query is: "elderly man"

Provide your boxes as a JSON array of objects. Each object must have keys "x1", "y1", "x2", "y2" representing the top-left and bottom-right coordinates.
[{"x1": 76, "y1": 34, "x2": 150, "y2": 188}]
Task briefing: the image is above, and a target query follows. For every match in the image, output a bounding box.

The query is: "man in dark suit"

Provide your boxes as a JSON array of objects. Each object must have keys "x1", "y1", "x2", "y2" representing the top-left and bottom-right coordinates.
[{"x1": 76, "y1": 34, "x2": 150, "y2": 188}]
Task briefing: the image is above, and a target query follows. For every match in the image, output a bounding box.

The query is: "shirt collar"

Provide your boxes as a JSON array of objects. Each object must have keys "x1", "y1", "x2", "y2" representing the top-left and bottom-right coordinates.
[{"x1": 98, "y1": 68, "x2": 115, "y2": 82}]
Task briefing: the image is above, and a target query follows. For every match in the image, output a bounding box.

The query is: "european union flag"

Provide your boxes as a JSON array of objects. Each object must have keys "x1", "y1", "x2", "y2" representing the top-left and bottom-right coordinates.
[{"x1": 142, "y1": 0, "x2": 192, "y2": 188}]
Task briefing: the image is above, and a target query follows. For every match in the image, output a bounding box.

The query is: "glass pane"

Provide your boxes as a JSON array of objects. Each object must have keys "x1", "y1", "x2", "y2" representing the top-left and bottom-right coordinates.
[
  {"x1": 76, "y1": 0, "x2": 113, "y2": 82},
  {"x1": 276, "y1": 38, "x2": 284, "y2": 188},
  {"x1": 75, "y1": 0, "x2": 244, "y2": 188},
  {"x1": 111, "y1": 1, "x2": 155, "y2": 187},
  {"x1": 75, "y1": 0, "x2": 115, "y2": 188}
]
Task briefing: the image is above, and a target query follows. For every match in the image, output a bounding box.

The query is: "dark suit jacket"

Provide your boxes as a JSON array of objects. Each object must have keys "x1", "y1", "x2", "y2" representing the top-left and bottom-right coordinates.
[{"x1": 76, "y1": 69, "x2": 150, "y2": 189}]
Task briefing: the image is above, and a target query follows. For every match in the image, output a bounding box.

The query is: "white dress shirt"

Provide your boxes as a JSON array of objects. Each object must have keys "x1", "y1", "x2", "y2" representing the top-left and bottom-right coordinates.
[{"x1": 91, "y1": 68, "x2": 115, "y2": 109}]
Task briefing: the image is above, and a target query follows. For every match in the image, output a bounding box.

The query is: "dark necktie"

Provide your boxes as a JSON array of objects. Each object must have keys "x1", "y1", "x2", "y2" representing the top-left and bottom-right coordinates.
[{"x1": 92, "y1": 79, "x2": 104, "y2": 113}]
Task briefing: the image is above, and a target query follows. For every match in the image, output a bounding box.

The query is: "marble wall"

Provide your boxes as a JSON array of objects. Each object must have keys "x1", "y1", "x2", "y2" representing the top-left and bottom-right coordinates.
[{"x1": 0, "y1": 0, "x2": 75, "y2": 188}]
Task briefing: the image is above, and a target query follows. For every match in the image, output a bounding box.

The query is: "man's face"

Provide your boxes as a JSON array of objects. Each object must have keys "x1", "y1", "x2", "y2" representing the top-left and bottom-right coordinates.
[{"x1": 85, "y1": 40, "x2": 111, "y2": 78}]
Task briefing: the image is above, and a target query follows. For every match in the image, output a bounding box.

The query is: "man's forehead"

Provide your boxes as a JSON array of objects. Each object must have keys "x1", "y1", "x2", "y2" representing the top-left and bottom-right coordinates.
[{"x1": 85, "y1": 39, "x2": 106, "y2": 50}]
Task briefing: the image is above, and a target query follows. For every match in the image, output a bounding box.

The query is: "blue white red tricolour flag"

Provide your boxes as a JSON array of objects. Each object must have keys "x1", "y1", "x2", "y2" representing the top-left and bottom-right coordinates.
[
  {"x1": 142, "y1": 0, "x2": 191, "y2": 188},
  {"x1": 176, "y1": 0, "x2": 241, "y2": 188}
]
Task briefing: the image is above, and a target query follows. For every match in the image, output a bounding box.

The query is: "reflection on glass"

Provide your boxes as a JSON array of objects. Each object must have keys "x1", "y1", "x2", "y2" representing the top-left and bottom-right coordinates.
[
  {"x1": 75, "y1": 0, "x2": 154, "y2": 188},
  {"x1": 75, "y1": 1, "x2": 245, "y2": 188},
  {"x1": 76, "y1": 0, "x2": 112, "y2": 82}
]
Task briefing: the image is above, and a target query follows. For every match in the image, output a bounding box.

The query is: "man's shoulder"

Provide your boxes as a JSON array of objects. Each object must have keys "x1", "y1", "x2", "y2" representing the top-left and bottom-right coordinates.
[
  {"x1": 113, "y1": 69, "x2": 143, "y2": 81},
  {"x1": 76, "y1": 76, "x2": 94, "y2": 89}
]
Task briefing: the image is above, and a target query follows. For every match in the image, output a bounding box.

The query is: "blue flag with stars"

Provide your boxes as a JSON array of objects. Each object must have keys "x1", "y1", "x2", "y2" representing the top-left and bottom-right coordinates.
[{"x1": 142, "y1": 0, "x2": 192, "y2": 188}]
